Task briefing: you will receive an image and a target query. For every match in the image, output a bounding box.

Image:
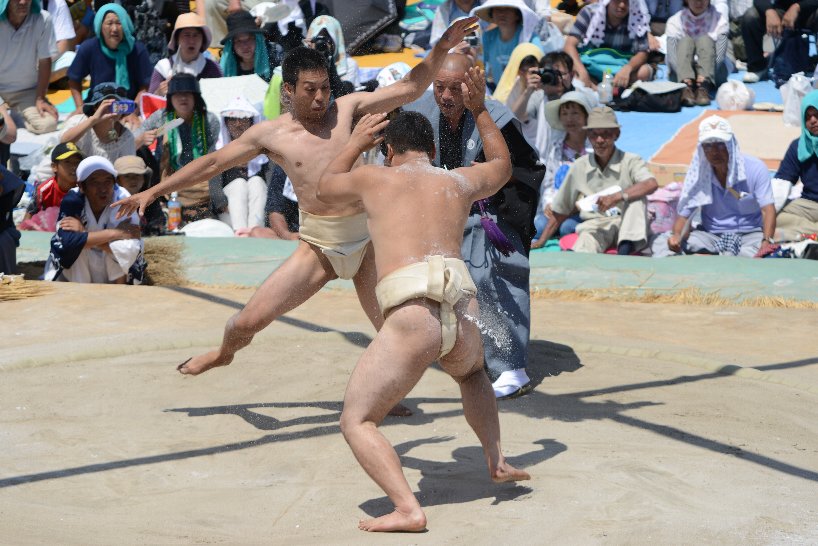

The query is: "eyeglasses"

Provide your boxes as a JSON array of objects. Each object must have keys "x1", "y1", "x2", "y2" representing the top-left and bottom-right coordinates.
[{"x1": 587, "y1": 129, "x2": 617, "y2": 139}]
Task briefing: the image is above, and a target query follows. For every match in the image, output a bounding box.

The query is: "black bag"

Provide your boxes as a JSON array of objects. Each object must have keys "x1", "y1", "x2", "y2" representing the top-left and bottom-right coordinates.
[
  {"x1": 771, "y1": 30, "x2": 811, "y2": 88},
  {"x1": 611, "y1": 81, "x2": 685, "y2": 113}
]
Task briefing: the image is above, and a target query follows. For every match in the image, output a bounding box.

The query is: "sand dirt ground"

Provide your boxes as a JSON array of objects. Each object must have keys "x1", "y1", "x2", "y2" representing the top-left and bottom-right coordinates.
[{"x1": 2, "y1": 283, "x2": 817, "y2": 544}]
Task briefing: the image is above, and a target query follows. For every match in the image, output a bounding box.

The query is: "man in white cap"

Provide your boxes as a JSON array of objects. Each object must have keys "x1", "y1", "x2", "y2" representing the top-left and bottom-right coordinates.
[
  {"x1": 44, "y1": 156, "x2": 145, "y2": 283},
  {"x1": 538, "y1": 105, "x2": 658, "y2": 254},
  {"x1": 652, "y1": 115, "x2": 776, "y2": 258}
]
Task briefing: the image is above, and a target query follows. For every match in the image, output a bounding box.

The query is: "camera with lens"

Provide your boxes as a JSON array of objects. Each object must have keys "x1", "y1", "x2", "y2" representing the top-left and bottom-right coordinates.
[
  {"x1": 310, "y1": 33, "x2": 335, "y2": 64},
  {"x1": 538, "y1": 67, "x2": 561, "y2": 86},
  {"x1": 464, "y1": 33, "x2": 479, "y2": 47}
]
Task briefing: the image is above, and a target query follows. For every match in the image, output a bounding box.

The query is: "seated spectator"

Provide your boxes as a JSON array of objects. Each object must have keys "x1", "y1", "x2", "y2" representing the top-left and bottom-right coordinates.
[
  {"x1": 0, "y1": 0, "x2": 59, "y2": 134},
  {"x1": 471, "y1": 0, "x2": 543, "y2": 88},
  {"x1": 431, "y1": 0, "x2": 485, "y2": 46},
  {"x1": 149, "y1": 13, "x2": 222, "y2": 96},
  {"x1": 494, "y1": 45, "x2": 543, "y2": 144},
  {"x1": 652, "y1": 115, "x2": 775, "y2": 257},
  {"x1": 531, "y1": 91, "x2": 593, "y2": 248},
  {"x1": 236, "y1": 163, "x2": 299, "y2": 240},
  {"x1": 44, "y1": 156, "x2": 145, "y2": 284},
  {"x1": 646, "y1": 0, "x2": 683, "y2": 36},
  {"x1": 138, "y1": 73, "x2": 221, "y2": 222},
  {"x1": 215, "y1": 96, "x2": 269, "y2": 230},
  {"x1": 219, "y1": 10, "x2": 283, "y2": 82},
  {"x1": 0, "y1": 99, "x2": 17, "y2": 145},
  {"x1": 60, "y1": 83, "x2": 137, "y2": 162},
  {"x1": 666, "y1": 0, "x2": 729, "y2": 106},
  {"x1": 564, "y1": 0, "x2": 654, "y2": 89},
  {"x1": 0, "y1": 164, "x2": 25, "y2": 274},
  {"x1": 113, "y1": 155, "x2": 165, "y2": 235},
  {"x1": 305, "y1": 15, "x2": 359, "y2": 89},
  {"x1": 68, "y1": 4, "x2": 153, "y2": 114},
  {"x1": 741, "y1": 0, "x2": 818, "y2": 82},
  {"x1": 22, "y1": 143, "x2": 85, "y2": 226},
  {"x1": 773, "y1": 90, "x2": 818, "y2": 240},
  {"x1": 536, "y1": 106, "x2": 658, "y2": 254}
]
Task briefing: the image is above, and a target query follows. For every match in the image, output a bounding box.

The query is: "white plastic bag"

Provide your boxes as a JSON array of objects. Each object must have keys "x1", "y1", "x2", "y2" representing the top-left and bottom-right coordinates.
[
  {"x1": 781, "y1": 72, "x2": 812, "y2": 127},
  {"x1": 715, "y1": 80, "x2": 756, "y2": 111}
]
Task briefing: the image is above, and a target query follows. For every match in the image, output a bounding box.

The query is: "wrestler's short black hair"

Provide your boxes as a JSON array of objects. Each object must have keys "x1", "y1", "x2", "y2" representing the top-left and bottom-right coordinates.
[
  {"x1": 282, "y1": 46, "x2": 329, "y2": 86},
  {"x1": 383, "y1": 111, "x2": 435, "y2": 157}
]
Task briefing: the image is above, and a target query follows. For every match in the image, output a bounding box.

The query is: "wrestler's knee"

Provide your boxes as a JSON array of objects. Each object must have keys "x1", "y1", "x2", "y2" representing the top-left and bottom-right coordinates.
[
  {"x1": 442, "y1": 357, "x2": 485, "y2": 384},
  {"x1": 339, "y1": 408, "x2": 373, "y2": 441}
]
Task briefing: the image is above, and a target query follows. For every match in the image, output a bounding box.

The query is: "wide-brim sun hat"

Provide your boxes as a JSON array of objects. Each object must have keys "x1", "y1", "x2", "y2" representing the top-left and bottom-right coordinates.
[
  {"x1": 168, "y1": 13, "x2": 213, "y2": 53},
  {"x1": 544, "y1": 91, "x2": 592, "y2": 131},
  {"x1": 114, "y1": 155, "x2": 152, "y2": 177},
  {"x1": 220, "y1": 10, "x2": 265, "y2": 45},
  {"x1": 471, "y1": 0, "x2": 529, "y2": 24},
  {"x1": 82, "y1": 82, "x2": 128, "y2": 117},
  {"x1": 583, "y1": 106, "x2": 621, "y2": 130},
  {"x1": 77, "y1": 156, "x2": 118, "y2": 182}
]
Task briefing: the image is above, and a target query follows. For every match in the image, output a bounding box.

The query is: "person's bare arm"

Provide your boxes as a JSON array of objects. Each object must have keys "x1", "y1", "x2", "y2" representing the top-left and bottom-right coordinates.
[
  {"x1": 317, "y1": 113, "x2": 389, "y2": 204},
  {"x1": 757, "y1": 203, "x2": 777, "y2": 255},
  {"x1": 113, "y1": 122, "x2": 275, "y2": 218},
  {"x1": 531, "y1": 210, "x2": 569, "y2": 249},
  {"x1": 564, "y1": 36, "x2": 592, "y2": 87},
  {"x1": 510, "y1": 70, "x2": 541, "y2": 122},
  {"x1": 597, "y1": 177, "x2": 659, "y2": 213},
  {"x1": 666, "y1": 214, "x2": 691, "y2": 253},
  {"x1": 68, "y1": 79, "x2": 85, "y2": 116},
  {"x1": 612, "y1": 51, "x2": 649, "y2": 88},
  {"x1": 0, "y1": 102, "x2": 17, "y2": 144},
  {"x1": 455, "y1": 67, "x2": 512, "y2": 201},
  {"x1": 59, "y1": 216, "x2": 140, "y2": 249},
  {"x1": 36, "y1": 58, "x2": 58, "y2": 120},
  {"x1": 344, "y1": 17, "x2": 479, "y2": 116}
]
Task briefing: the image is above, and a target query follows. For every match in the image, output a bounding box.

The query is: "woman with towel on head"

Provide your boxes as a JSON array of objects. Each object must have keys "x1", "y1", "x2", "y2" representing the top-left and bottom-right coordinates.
[
  {"x1": 67, "y1": 4, "x2": 153, "y2": 115},
  {"x1": 219, "y1": 10, "x2": 284, "y2": 82}
]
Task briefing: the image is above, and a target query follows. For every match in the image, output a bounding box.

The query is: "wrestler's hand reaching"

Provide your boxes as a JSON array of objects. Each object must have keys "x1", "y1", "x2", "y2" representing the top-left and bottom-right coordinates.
[
  {"x1": 436, "y1": 16, "x2": 480, "y2": 52},
  {"x1": 349, "y1": 112, "x2": 389, "y2": 153},
  {"x1": 113, "y1": 188, "x2": 157, "y2": 219},
  {"x1": 461, "y1": 66, "x2": 486, "y2": 113}
]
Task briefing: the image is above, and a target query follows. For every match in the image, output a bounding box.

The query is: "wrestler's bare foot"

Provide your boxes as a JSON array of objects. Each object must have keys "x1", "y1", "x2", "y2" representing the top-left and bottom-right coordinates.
[
  {"x1": 177, "y1": 350, "x2": 234, "y2": 376},
  {"x1": 387, "y1": 402, "x2": 413, "y2": 417},
  {"x1": 491, "y1": 461, "x2": 531, "y2": 483},
  {"x1": 358, "y1": 508, "x2": 427, "y2": 533}
]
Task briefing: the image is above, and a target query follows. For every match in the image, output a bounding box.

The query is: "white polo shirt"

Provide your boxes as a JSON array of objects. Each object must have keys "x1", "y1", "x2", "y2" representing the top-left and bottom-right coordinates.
[{"x1": 0, "y1": 11, "x2": 57, "y2": 94}]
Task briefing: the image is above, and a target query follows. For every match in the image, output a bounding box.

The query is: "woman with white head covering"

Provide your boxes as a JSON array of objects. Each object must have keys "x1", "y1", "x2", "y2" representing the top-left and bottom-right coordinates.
[
  {"x1": 215, "y1": 95, "x2": 270, "y2": 230},
  {"x1": 305, "y1": 15, "x2": 359, "y2": 87},
  {"x1": 470, "y1": 0, "x2": 543, "y2": 88},
  {"x1": 652, "y1": 115, "x2": 776, "y2": 257},
  {"x1": 430, "y1": 1, "x2": 486, "y2": 46},
  {"x1": 564, "y1": 0, "x2": 654, "y2": 90}
]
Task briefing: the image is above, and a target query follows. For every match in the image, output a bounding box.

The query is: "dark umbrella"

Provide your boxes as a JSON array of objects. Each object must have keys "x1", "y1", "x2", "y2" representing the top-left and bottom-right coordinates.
[{"x1": 324, "y1": 0, "x2": 399, "y2": 54}]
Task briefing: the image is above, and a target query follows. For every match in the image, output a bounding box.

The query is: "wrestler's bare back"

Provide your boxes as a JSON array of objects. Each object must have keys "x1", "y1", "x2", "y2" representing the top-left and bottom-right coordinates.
[{"x1": 356, "y1": 160, "x2": 479, "y2": 282}]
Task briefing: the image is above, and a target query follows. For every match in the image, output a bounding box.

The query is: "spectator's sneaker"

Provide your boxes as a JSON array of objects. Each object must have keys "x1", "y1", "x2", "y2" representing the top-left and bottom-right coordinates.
[
  {"x1": 681, "y1": 85, "x2": 696, "y2": 107},
  {"x1": 695, "y1": 86, "x2": 712, "y2": 106},
  {"x1": 742, "y1": 71, "x2": 767, "y2": 83},
  {"x1": 735, "y1": 59, "x2": 748, "y2": 71}
]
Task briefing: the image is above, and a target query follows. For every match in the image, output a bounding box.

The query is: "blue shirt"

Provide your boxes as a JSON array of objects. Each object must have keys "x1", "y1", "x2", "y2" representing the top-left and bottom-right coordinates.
[
  {"x1": 681, "y1": 154, "x2": 773, "y2": 233},
  {"x1": 774, "y1": 138, "x2": 818, "y2": 203},
  {"x1": 67, "y1": 37, "x2": 153, "y2": 100},
  {"x1": 482, "y1": 27, "x2": 542, "y2": 84}
]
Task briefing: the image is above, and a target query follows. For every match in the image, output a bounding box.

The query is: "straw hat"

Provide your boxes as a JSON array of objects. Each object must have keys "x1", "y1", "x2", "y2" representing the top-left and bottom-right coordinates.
[{"x1": 168, "y1": 13, "x2": 213, "y2": 53}]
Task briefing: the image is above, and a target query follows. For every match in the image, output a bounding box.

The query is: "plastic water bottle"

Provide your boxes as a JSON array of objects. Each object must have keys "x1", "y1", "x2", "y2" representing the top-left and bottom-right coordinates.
[
  {"x1": 167, "y1": 192, "x2": 182, "y2": 232},
  {"x1": 598, "y1": 70, "x2": 614, "y2": 105}
]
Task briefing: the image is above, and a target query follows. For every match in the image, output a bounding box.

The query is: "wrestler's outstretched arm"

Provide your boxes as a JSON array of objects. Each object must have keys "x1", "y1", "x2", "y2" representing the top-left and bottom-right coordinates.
[
  {"x1": 454, "y1": 67, "x2": 512, "y2": 200},
  {"x1": 340, "y1": 17, "x2": 479, "y2": 117},
  {"x1": 317, "y1": 113, "x2": 390, "y2": 205},
  {"x1": 112, "y1": 122, "x2": 278, "y2": 218}
]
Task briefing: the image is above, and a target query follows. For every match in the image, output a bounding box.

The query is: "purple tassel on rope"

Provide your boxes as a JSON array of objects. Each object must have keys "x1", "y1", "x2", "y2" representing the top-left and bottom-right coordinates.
[{"x1": 477, "y1": 199, "x2": 516, "y2": 257}]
